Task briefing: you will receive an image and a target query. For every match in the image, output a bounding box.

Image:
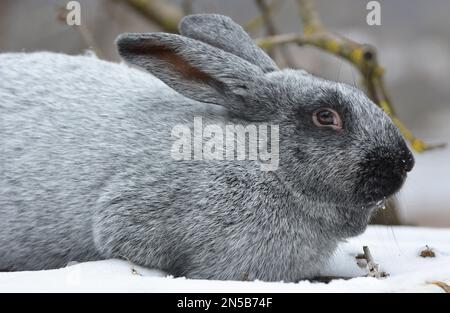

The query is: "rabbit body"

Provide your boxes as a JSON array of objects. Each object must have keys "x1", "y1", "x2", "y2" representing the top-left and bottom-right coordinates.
[{"x1": 0, "y1": 15, "x2": 413, "y2": 281}]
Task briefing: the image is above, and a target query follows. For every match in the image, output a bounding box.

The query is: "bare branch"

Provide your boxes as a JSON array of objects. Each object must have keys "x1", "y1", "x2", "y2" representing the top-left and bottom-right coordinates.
[
  {"x1": 255, "y1": 0, "x2": 278, "y2": 37},
  {"x1": 182, "y1": 0, "x2": 195, "y2": 15},
  {"x1": 56, "y1": 5, "x2": 104, "y2": 58},
  {"x1": 430, "y1": 281, "x2": 450, "y2": 293},
  {"x1": 255, "y1": 0, "x2": 277, "y2": 57},
  {"x1": 297, "y1": 0, "x2": 323, "y2": 34},
  {"x1": 121, "y1": 0, "x2": 183, "y2": 33},
  {"x1": 255, "y1": 0, "x2": 296, "y2": 67},
  {"x1": 245, "y1": 0, "x2": 284, "y2": 33},
  {"x1": 356, "y1": 246, "x2": 389, "y2": 278}
]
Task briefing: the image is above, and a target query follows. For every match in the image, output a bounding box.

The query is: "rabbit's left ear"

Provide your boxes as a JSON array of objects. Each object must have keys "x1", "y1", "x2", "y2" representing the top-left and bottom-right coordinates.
[{"x1": 179, "y1": 14, "x2": 278, "y2": 73}]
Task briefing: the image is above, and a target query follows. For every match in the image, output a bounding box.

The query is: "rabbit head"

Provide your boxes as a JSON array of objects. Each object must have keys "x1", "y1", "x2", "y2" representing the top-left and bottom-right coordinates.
[{"x1": 116, "y1": 14, "x2": 414, "y2": 233}]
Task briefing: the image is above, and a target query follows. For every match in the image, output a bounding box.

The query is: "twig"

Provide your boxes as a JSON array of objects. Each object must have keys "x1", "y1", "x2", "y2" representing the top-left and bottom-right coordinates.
[
  {"x1": 120, "y1": 255, "x2": 143, "y2": 276},
  {"x1": 245, "y1": 0, "x2": 284, "y2": 33},
  {"x1": 356, "y1": 246, "x2": 389, "y2": 278},
  {"x1": 56, "y1": 5, "x2": 104, "y2": 58},
  {"x1": 78, "y1": 24, "x2": 103, "y2": 58},
  {"x1": 255, "y1": 0, "x2": 277, "y2": 58},
  {"x1": 297, "y1": 0, "x2": 323, "y2": 34},
  {"x1": 182, "y1": 0, "x2": 195, "y2": 15},
  {"x1": 430, "y1": 281, "x2": 450, "y2": 293},
  {"x1": 255, "y1": 0, "x2": 296, "y2": 67},
  {"x1": 121, "y1": 0, "x2": 183, "y2": 33}
]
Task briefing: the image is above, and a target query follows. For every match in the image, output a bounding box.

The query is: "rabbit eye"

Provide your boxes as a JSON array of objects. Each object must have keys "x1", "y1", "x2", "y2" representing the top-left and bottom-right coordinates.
[{"x1": 312, "y1": 108, "x2": 342, "y2": 130}]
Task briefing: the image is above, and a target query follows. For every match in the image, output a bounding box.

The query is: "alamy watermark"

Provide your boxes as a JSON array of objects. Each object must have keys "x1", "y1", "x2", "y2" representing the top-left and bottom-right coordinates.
[
  {"x1": 171, "y1": 117, "x2": 279, "y2": 171},
  {"x1": 66, "y1": 1, "x2": 81, "y2": 26},
  {"x1": 366, "y1": 1, "x2": 381, "y2": 26}
]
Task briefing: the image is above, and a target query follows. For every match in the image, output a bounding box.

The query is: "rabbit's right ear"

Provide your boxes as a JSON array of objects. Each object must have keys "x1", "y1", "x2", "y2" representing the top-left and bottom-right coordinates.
[
  {"x1": 117, "y1": 33, "x2": 274, "y2": 120},
  {"x1": 179, "y1": 14, "x2": 278, "y2": 73}
]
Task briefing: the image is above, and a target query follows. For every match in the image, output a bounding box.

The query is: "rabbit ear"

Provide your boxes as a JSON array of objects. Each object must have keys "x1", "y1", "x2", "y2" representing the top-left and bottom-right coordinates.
[
  {"x1": 179, "y1": 14, "x2": 278, "y2": 73},
  {"x1": 116, "y1": 33, "x2": 273, "y2": 120}
]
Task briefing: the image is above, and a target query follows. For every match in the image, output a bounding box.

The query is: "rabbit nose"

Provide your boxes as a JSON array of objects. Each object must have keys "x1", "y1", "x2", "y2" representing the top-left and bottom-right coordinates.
[
  {"x1": 400, "y1": 149, "x2": 415, "y2": 173},
  {"x1": 364, "y1": 145, "x2": 413, "y2": 176}
]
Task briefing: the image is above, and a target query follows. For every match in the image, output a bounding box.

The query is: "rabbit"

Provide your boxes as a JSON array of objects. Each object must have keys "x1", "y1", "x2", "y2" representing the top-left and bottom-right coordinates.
[{"x1": 0, "y1": 14, "x2": 414, "y2": 281}]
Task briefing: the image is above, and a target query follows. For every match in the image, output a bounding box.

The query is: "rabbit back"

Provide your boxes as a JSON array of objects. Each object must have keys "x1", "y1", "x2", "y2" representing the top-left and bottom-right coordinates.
[{"x1": 0, "y1": 52, "x2": 226, "y2": 270}]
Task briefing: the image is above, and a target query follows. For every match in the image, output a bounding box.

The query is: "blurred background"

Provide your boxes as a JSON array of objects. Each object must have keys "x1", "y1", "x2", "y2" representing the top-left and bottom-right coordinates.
[{"x1": 1, "y1": 0, "x2": 449, "y2": 226}]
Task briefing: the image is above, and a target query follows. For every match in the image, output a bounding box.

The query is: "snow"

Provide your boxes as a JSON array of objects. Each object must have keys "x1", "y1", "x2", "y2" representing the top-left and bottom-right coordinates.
[
  {"x1": 1, "y1": 226, "x2": 449, "y2": 293},
  {"x1": 397, "y1": 146, "x2": 450, "y2": 227}
]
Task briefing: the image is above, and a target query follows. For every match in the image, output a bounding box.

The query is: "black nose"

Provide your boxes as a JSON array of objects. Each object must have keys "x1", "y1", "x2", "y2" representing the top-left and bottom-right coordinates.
[
  {"x1": 401, "y1": 148, "x2": 415, "y2": 172},
  {"x1": 366, "y1": 146, "x2": 414, "y2": 176},
  {"x1": 358, "y1": 146, "x2": 414, "y2": 202},
  {"x1": 381, "y1": 146, "x2": 414, "y2": 175}
]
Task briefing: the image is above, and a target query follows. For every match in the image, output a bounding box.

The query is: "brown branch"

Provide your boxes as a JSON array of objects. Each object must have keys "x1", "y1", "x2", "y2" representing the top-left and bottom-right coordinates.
[
  {"x1": 257, "y1": 0, "x2": 444, "y2": 152},
  {"x1": 182, "y1": 0, "x2": 194, "y2": 15},
  {"x1": 121, "y1": 0, "x2": 183, "y2": 33},
  {"x1": 255, "y1": 0, "x2": 277, "y2": 58},
  {"x1": 430, "y1": 281, "x2": 450, "y2": 293},
  {"x1": 78, "y1": 23, "x2": 104, "y2": 58},
  {"x1": 297, "y1": 0, "x2": 323, "y2": 34},
  {"x1": 255, "y1": 0, "x2": 296, "y2": 67},
  {"x1": 56, "y1": 5, "x2": 104, "y2": 58},
  {"x1": 245, "y1": 0, "x2": 284, "y2": 33}
]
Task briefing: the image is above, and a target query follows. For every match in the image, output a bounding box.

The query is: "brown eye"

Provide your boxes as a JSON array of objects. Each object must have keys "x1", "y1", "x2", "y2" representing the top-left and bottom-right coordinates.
[{"x1": 312, "y1": 108, "x2": 342, "y2": 130}]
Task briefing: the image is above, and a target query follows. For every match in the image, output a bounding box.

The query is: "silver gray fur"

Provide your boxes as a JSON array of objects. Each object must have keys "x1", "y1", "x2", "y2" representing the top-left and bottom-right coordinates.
[{"x1": 0, "y1": 14, "x2": 414, "y2": 281}]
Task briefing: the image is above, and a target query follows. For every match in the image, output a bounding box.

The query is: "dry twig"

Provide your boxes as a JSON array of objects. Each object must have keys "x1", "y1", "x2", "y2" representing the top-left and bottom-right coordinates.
[
  {"x1": 56, "y1": 5, "x2": 104, "y2": 58},
  {"x1": 121, "y1": 0, "x2": 183, "y2": 33},
  {"x1": 255, "y1": 0, "x2": 296, "y2": 67},
  {"x1": 356, "y1": 246, "x2": 389, "y2": 278},
  {"x1": 430, "y1": 281, "x2": 450, "y2": 293},
  {"x1": 182, "y1": 0, "x2": 195, "y2": 15},
  {"x1": 245, "y1": 0, "x2": 284, "y2": 33},
  {"x1": 120, "y1": 255, "x2": 143, "y2": 276}
]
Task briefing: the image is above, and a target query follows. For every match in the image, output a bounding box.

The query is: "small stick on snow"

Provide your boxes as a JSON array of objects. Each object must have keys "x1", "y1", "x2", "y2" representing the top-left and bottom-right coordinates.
[
  {"x1": 430, "y1": 281, "x2": 450, "y2": 293},
  {"x1": 358, "y1": 246, "x2": 389, "y2": 278},
  {"x1": 120, "y1": 255, "x2": 143, "y2": 276}
]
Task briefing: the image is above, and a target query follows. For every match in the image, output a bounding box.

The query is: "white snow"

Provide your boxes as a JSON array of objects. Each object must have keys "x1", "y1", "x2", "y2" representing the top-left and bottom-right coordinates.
[
  {"x1": 397, "y1": 145, "x2": 450, "y2": 227},
  {"x1": 1, "y1": 226, "x2": 449, "y2": 293}
]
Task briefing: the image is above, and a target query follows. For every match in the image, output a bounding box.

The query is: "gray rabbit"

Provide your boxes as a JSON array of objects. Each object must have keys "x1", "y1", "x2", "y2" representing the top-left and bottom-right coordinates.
[{"x1": 0, "y1": 14, "x2": 413, "y2": 281}]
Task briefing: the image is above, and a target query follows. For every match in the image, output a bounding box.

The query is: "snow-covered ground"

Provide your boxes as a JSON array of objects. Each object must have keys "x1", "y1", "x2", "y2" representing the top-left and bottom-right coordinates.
[{"x1": 1, "y1": 226, "x2": 449, "y2": 293}]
